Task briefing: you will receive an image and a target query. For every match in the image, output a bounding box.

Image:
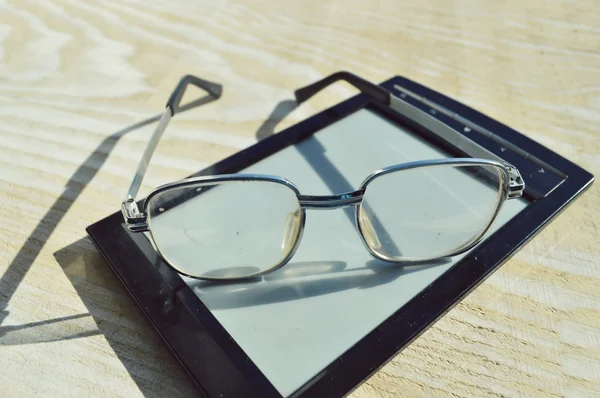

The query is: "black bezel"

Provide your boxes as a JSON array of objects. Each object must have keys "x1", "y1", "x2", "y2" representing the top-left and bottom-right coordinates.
[{"x1": 86, "y1": 75, "x2": 594, "y2": 398}]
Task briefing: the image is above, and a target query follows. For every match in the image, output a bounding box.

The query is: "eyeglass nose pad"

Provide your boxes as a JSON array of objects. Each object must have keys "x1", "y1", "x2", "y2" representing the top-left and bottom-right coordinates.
[
  {"x1": 281, "y1": 209, "x2": 301, "y2": 254},
  {"x1": 359, "y1": 207, "x2": 382, "y2": 250}
]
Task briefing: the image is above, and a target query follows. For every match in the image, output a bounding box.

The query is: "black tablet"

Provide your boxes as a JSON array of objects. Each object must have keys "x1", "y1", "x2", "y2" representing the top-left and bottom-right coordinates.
[{"x1": 86, "y1": 74, "x2": 593, "y2": 398}]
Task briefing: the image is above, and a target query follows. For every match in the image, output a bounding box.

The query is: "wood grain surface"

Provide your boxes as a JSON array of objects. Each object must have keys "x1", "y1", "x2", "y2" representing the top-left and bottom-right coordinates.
[{"x1": 1, "y1": 0, "x2": 599, "y2": 397}]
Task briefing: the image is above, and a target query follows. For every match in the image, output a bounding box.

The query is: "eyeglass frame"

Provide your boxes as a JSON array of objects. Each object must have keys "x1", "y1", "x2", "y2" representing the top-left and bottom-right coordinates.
[{"x1": 121, "y1": 71, "x2": 525, "y2": 281}]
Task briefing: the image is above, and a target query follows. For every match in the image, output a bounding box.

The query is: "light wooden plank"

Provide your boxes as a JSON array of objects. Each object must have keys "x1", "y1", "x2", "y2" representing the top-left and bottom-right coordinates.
[{"x1": 0, "y1": 0, "x2": 598, "y2": 396}]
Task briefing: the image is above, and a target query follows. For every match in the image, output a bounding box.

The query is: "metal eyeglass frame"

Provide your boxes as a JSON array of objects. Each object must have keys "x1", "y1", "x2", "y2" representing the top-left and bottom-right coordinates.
[{"x1": 121, "y1": 71, "x2": 525, "y2": 281}]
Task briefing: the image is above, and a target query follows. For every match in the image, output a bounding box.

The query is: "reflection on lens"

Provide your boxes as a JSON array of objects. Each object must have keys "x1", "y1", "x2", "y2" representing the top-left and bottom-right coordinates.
[
  {"x1": 358, "y1": 164, "x2": 504, "y2": 261},
  {"x1": 147, "y1": 179, "x2": 302, "y2": 279}
]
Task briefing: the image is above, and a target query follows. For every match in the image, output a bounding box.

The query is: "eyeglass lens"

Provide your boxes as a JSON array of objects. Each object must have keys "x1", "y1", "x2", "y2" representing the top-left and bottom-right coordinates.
[
  {"x1": 147, "y1": 180, "x2": 302, "y2": 279},
  {"x1": 358, "y1": 164, "x2": 503, "y2": 261}
]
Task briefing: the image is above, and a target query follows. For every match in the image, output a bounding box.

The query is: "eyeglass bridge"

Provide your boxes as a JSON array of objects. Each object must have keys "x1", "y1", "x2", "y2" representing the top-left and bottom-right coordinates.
[{"x1": 298, "y1": 189, "x2": 366, "y2": 209}]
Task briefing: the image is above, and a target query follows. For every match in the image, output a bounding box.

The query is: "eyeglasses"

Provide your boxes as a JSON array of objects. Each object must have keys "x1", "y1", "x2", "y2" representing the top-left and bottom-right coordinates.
[{"x1": 121, "y1": 72, "x2": 524, "y2": 281}]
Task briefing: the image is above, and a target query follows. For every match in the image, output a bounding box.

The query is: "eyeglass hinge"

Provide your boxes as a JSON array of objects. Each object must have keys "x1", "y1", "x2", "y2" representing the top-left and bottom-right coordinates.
[
  {"x1": 503, "y1": 163, "x2": 525, "y2": 199},
  {"x1": 121, "y1": 198, "x2": 149, "y2": 232}
]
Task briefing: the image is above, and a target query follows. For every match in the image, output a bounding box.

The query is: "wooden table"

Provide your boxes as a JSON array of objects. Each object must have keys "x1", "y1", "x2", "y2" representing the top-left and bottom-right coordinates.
[{"x1": 1, "y1": 1, "x2": 599, "y2": 396}]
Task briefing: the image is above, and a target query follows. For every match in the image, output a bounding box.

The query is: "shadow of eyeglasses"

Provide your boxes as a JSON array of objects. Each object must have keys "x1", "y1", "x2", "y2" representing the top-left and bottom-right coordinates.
[
  {"x1": 1, "y1": 92, "x2": 218, "y2": 395},
  {"x1": 188, "y1": 258, "x2": 450, "y2": 310}
]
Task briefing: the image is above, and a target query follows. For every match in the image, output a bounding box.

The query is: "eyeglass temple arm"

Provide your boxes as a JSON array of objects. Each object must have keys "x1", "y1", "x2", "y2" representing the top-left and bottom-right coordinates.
[
  {"x1": 294, "y1": 71, "x2": 508, "y2": 163},
  {"x1": 295, "y1": 71, "x2": 524, "y2": 198},
  {"x1": 122, "y1": 75, "x2": 222, "y2": 219},
  {"x1": 293, "y1": 71, "x2": 502, "y2": 162}
]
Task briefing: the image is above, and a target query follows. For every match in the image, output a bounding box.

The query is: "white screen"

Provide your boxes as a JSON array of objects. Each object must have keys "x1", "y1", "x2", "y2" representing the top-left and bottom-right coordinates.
[{"x1": 152, "y1": 109, "x2": 528, "y2": 396}]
